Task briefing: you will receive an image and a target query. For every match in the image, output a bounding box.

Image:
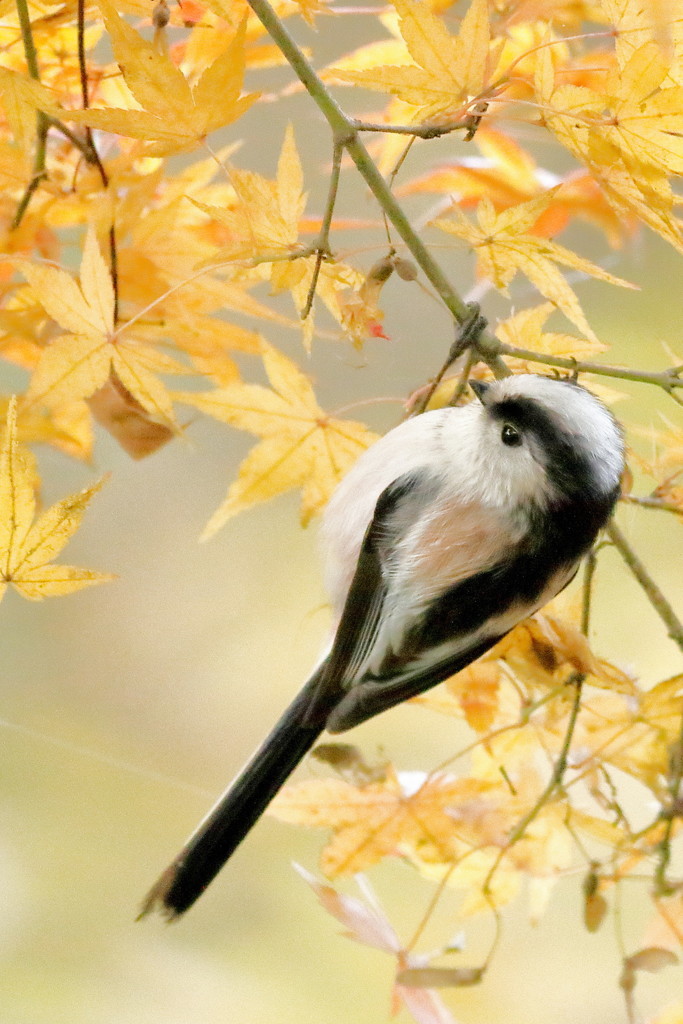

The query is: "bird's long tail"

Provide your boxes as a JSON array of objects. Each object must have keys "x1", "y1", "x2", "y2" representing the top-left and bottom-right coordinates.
[{"x1": 139, "y1": 673, "x2": 325, "y2": 919}]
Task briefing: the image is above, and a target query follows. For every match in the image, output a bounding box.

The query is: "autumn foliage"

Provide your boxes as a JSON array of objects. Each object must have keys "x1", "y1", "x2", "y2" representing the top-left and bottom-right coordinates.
[{"x1": 1, "y1": 0, "x2": 683, "y2": 1021}]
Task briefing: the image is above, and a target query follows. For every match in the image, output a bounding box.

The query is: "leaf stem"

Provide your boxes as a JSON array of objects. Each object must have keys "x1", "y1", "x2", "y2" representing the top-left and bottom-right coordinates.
[
  {"x1": 607, "y1": 521, "x2": 683, "y2": 653},
  {"x1": 77, "y1": 0, "x2": 119, "y2": 322},
  {"x1": 245, "y1": 0, "x2": 509, "y2": 377}
]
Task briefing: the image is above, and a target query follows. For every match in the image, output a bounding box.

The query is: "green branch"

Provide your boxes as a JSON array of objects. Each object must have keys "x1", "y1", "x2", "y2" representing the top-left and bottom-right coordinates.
[
  {"x1": 13, "y1": 0, "x2": 48, "y2": 230},
  {"x1": 492, "y1": 339, "x2": 683, "y2": 394},
  {"x1": 607, "y1": 521, "x2": 683, "y2": 653},
  {"x1": 245, "y1": 0, "x2": 510, "y2": 377}
]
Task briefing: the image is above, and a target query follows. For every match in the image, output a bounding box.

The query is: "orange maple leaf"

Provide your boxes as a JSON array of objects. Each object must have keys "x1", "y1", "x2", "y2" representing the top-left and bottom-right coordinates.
[{"x1": 269, "y1": 770, "x2": 470, "y2": 875}]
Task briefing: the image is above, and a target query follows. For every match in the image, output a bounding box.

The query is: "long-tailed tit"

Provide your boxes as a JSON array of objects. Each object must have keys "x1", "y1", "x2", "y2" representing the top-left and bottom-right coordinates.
[{"x1": 142, "y1": 373, "x2": 624, "y2": 919}]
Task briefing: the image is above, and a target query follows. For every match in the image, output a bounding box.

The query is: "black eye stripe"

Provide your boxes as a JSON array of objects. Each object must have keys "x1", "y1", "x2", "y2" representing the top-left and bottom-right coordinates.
[{"x1": 490, "y1": 396, "x2": 595, "y2": 498}]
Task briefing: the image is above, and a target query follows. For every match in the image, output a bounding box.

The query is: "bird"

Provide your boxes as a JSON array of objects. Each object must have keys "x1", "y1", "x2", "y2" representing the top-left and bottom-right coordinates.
[{"x1": 140, "y1": 372, "x2": 624, "y2": 920}]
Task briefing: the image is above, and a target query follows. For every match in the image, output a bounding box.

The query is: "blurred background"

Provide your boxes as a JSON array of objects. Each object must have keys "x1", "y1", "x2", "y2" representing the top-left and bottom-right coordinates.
[{"x1": 2, "y1": 8, "x2": 683, "y2": 1024}]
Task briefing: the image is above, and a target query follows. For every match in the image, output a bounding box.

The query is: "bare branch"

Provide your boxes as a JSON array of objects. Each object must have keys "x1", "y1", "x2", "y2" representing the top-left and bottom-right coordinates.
[
  {"x1": 12, "y1": 0, "x2": 49, "y2": 229},
  {"x1": 492, "y1": 339, "x2": 683, "y2": 394},
  {"x1": 301, "y1": 138, "x2": 344, "y2": 320},
  {"x1": 607, "y1": 521, "x2": 683, "y2": 653}
]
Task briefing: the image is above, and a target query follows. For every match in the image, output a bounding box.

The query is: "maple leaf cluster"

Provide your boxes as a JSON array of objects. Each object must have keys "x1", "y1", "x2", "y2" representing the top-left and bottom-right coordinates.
[{"x1": 0, "y1": 0, "x2": 681, "y2": 1021}]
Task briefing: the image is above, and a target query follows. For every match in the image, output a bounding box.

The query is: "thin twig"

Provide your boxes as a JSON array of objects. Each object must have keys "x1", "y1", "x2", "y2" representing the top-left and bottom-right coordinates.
[
  {"x1": 245, "y1": 0, "x2": 510, "y2": 378},
  {"x1": 301, "y1": 138, "x2": 343, "y2": 320},
  {"x1": 77, "y1": 0, "x2": 119, "y2": 321},
  {"x1": 45, "y1": 116, "x2": 97, "y2": 155},
  {"x1": 492, "y1": 339, "x2": 683, "y2": 393},
  {"x1": 351, "y1": 117, "x2": 474, "y2": 139},
  {"x1": 581, "y1": 548, "x2": 597, "y2": 635},
  {"x1": 12, "y1": 0, "x2": 49, "y2": 229},
  {"x1": 411, "y1": 303, "x2": 488, "y2": 415},
  {"x1": 448, "y1": 346, "x2": 477, "y2": 406},
  {"x1": 620, "y1": 494, "x2": 683, "y2": 517},
  {"x1": 607, "y1": 521, "x2": 683, "y2": 653},
  {"x1": 483, "y1": 672, "x2": 584, "y2": 897},
  {"x1": 653, "y1": 706, "x2": 683, "y2": 896}
]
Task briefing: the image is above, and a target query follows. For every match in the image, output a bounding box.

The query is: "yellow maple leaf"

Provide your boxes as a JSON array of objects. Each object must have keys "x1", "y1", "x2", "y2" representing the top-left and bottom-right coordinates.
[
  {"x1": 435, "y1": 192, "x2": 636, "y2": 340},
  {"x1": 602, "y1": 42, "x2": 683, "y2": 176},
  {"x1": 444, "y1": 661, "x2": 500, "y2": 733},
  {"x1": 18, "y1": 227, "x2": 179, "y2": 431},
  {"x1": 535, "y1": 41, "x2": 683, "y2": 252},
  {"x1": 0, "y1": 397, "x2": 92, "y2": 463},
  {"x1": 397, "y1": 127, "x2": 629, "y2": 247},
  {"x1": 0, "y1": 67, "x2": 59, "y2": 150},
  {"x1": 0, "y1": 398, "x2": 112, "y2": 602},
  {"x1": 192, "y1": 124, "x2": 307, "y2": 289},
  {"x1": 0, "y1": 139, "x2": 31, "y2": 190},
  {"x1": 63, "y1": 4, "x2": 258, "y2": 155},
  {"x1": 496, "y1": 302, "x2": 609, "y2": 361},
  {"x1": 330, "y1": 0, "x2": 491, "y2": 121},
  {"x1": 602, "y1": 0, "x2": 682, "y2": 76},
  {"x1": 177, "y1": 344, "x2": 379, "y2": 536}
]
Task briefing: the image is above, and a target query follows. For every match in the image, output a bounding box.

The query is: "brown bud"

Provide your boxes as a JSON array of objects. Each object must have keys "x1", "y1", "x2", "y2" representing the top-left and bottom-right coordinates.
[
  {"x1": 393, "y1": 257, "x2": 418, "y2": 281},
  {"x1": 153, "y1": 0, "x2": 171, "y2": 29}
]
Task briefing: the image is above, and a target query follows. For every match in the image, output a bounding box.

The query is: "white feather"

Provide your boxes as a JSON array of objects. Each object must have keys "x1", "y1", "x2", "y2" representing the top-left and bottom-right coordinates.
[{"x1": 319, "y1": 374, "x2": 623, "y2": 684}]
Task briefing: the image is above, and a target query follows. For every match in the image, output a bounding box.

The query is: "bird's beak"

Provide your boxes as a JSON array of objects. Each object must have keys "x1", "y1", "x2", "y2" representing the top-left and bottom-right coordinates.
[{"x1": 469, "y1": 380, "x2": 491, "y2": 405}]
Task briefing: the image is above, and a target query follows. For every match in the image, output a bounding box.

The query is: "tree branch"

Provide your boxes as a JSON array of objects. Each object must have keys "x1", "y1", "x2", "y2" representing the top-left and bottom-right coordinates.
[
  {"x1": 300, "y1": 138, "x2": 343, "y2": 320},
  {"x1": 351, "y1": 116, "x2": 474, "y2": 139},
  {"x1": 245, "y1": 0, "x2": 510, "y2": 377},
  {"x1": 607, "y1": 521, "x2": 683, "y2": 653},
  {"x1": 13, "y1": 0, "x2": 49, "y2": 229},
  {"x1": 492, "y1": 338, "x2": 683, "y2": 394}
]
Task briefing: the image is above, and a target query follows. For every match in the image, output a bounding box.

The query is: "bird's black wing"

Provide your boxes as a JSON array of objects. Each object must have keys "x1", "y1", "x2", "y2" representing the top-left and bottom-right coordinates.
[
  {"x1": 325, "y1": 632, "x2": 505, "y2": 732},
  {"x1": 303, "y1": 470, "x2": 433, "y2": 726},
  {"x1": 327, "y1": 538, "x2": 583, "y2": 732}
]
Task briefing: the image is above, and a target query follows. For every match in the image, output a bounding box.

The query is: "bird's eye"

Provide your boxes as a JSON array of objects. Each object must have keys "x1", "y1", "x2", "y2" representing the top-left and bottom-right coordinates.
[{"x1": 501, "y1": 423, "x2": 522, "y2": 447}]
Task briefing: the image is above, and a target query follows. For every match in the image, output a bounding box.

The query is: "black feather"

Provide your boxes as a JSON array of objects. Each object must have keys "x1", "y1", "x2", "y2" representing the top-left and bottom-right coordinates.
[{"x1": 139, "y1": 672, "x2": 324, "y2": 919}]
